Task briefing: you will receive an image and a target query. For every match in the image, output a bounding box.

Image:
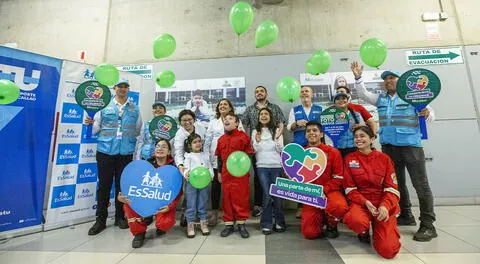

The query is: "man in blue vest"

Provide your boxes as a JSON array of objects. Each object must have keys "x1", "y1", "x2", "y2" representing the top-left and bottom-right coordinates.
[
  {"x1": 85, "y1": 79, "x2": 142, "y2": 235},
  {"x1": 135, "y1": 101, "x2": 166, "y2": 160},
  {"x1": 287, "y1": 86, "x2": 322, "y2": 218},
  {"x1": 351, "y1": 61, "x2": 437, "y2": 242}
]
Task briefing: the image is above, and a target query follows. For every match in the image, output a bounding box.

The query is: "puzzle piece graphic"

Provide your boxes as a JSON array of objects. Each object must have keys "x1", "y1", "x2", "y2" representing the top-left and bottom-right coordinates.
[
  {"x1": 298, "y1": 163, "x2": 323, "y2": 183},
  {"x1": 281, "y1": 152, "x2": 305, "y2": 182},
  {"x1": 282, "y1": 143, "x2": 316, "y2": 167}
]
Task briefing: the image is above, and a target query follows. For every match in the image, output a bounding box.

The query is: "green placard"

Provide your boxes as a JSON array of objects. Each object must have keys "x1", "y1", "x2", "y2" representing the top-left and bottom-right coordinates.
[
  {"x1": 75, "y1": 80, "x2": 112, "y2": 112},
  {"x1": 396, "y1": 68, "x2": 441, "y2": 106},
  {"x1": 149, "y1": 115, "x2": 178, "y2": 140}
]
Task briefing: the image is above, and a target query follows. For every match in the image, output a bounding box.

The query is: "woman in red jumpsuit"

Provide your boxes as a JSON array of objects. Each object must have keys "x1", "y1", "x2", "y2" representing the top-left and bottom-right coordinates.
[
  {"x1": 343, "y1": 125, "x2": 401, "y2": 259},
  {"x1": 118, "y1": 138, "x2": 182, "y2": 248}
]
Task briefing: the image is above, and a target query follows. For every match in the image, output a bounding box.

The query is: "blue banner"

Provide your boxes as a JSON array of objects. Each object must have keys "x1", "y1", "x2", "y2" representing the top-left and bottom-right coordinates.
[{"x1": 0, "y1": 47, "x2": 62, "y2": 232}]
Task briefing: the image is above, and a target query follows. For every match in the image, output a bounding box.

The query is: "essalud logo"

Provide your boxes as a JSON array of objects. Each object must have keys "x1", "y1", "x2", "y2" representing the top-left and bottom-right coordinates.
[
  {"x1": 54, "y1": 191, "x2": 73, "y2": 203},
  {"x1": 62, "y1": 128, "x2": 79, "y2": 139},
  {"x1": 127, "y1": 171, "x2": 173, "y2": 200},
  {"x1": 59, "y1": 148, "x2": 77, "y2": 160},
  {"x1": 77, "y1": 188, "x2": 94, "y2": 199},
  {"x1": 57, "y1": 169, "x2": 74, "y2": 180},
  {"x1": 79, "y1": 168, "x2": 96, "y2": 179},
  {"x1": 81, "y1": 148, "x2": 95, "y2": 159},
  {"x1": 63, "y1": 108, "x2": 81, "y2": 119}
]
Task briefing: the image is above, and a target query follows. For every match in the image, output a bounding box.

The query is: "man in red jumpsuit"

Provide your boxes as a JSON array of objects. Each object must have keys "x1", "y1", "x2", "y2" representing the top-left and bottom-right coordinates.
[
  {"x1": 301, "y1": 120, "x2": 348, "y2": 239},
  {"x1": 343, "y1": 126, "x2": 401, "y2": 259},
  {"x1": 216, "y1": 112, "x2": 255, "y2": 238}
]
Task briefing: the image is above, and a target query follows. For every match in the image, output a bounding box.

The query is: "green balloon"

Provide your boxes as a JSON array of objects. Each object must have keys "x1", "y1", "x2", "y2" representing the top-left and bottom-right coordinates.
[
  {"x1": 255, "y1": 20, "x2": 279, "y2": 48},
  {"x1": 311, "y1": 50, "x2": 331, "y2": 74},
  {"x1": 305, "y1": 58, "x2": 320, "y2": 75},
  {"x1": 189, "y1": 167, "x2": 211, "y2": 189},
  {"x1": 94, "y1": 64, "x2": 119, "y2": 86},
  {"x1": 229, "y1": 1, "x2": 255, "y2": 35},
  {"x1": 276, "y1": 77, "x2": 300, "y2": 103},
  {"x1": 359, "y1": 38, "x2": 388, "y2": 68},
  {"x1": 155, "y1": 70, "x2": 176, "y2": 88},
  {"x1": 226, "y1": 151, "x2": 251, "y2": 177},
  {"x1": 0, "y1": 80, "x2": 21, "y2": 105},
  {"x1": 153, "y1": 34, "x2": 176, "y2": 59}
]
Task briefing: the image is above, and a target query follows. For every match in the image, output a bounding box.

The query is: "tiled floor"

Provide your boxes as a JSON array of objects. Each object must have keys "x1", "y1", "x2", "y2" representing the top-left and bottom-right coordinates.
[{"x1": 1, "y1": 206, "x2": 480, "y2": 263}]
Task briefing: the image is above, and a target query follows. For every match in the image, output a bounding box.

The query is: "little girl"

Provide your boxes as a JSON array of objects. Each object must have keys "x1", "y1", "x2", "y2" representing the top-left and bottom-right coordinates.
[{"x1": 183, "y1": 133, "x2": 213, "y2": 238}]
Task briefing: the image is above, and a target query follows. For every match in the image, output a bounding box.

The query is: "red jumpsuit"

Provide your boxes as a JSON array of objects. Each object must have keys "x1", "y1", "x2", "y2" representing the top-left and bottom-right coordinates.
[
  {"x1": 343, "y1": 150, "x2": 401, "y2": 259},
  {"x1": 301, "y1": 144, "x2": 348, "y2": 239},
  {"x1": 123, "y1": 156, "x2": 183, "y2": 236},
  {"x1": 215, "y1": 128, "x2": 255, "y2": 224}
]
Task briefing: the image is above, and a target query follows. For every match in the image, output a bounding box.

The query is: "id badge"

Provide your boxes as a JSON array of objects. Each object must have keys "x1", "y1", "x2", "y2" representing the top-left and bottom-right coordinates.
[{"x1": 116, "y1": 130, "x2": 123, "y2": 140}]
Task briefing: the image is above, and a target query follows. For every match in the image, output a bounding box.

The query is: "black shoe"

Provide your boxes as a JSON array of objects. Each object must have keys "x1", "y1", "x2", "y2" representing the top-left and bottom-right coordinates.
[
  {"x1": 114, "y1": 218, "x2": 129, "y2": 229},
  {"x1": 413, "y1": 224, "x2": 438, "y2": 242},
  {"x1": 262, "y1": 228, "x2": 272, "y2": 235},
  {"x1": 252, "y1": 206, "x2": 262, "y2": 217},
  {"x1": 220, "y1": 225, "x2": 235, "y2": 237},
  {"x1": 325, "y1": 226, "x2": 339, "y2": 238},
  {"x1": 180, "y1": 214, "x2": 187, "y2": 227},
  {"x1": 397, "y1": 213, "x2": 417, "y2": 226},
  {"x1": 237, "y1": 224, "x2": 250, "y2": 238},
  {"x1": 273, "y1": 224, "x2": 286, "y2": 233},
  {"x1": 88, "y1": 221, "x2": 106, "y2": 235},
  {"x1": 358, "y1": 233, "x2": 371, "y2": 244},
  {"x1": 132, "y1": 232, "x2": 146, "y2": 248},
  {"x1": 156, "y1": 228, "x2": 166, "y2": 236},
  {"x1": 143, "y1": 216, "x2": 154, "y2": 226}
]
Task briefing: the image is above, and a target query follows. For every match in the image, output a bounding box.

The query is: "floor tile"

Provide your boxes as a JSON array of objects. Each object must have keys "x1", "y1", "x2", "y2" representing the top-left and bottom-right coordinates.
[
  {"x1": 0, "y1": 251, "x2": 65, "y2": 264},
  {"x1": 71, "y1": 226, "x2": 135, "y2": 253},
  {"x1": 430, "y1": 207, "x2": 480, "y2": 227},
  {"x1": 0, "y1": 232, "x2": 43, "y2": 250},
  {"x1": 119, "y1": 253, "x2": 195, "y2": 263},
  {"x1": 441, "y1": 206, "x2": 480, "y2": 222},
  {"x1": 269, "y1": 253, "x2": 344, "y2": 264},
  {"x1": 340, "y1": 253, "x2": 424, "y2": 264},
  {"x1": 192, "y1": 254, "x2": 266, "y2": 264},
  {"x1": 49, "y1": 252, "x2": 127, "y2": 264},
  {"x1": 439, "y1": 226, "x2": 480, "y2": 249},
  {"x1": 415, "y1": 253, "x2": 480, "y2": 264},
  {"x1": 400, "y1": 227, "x2": 480, "y2": 253}
]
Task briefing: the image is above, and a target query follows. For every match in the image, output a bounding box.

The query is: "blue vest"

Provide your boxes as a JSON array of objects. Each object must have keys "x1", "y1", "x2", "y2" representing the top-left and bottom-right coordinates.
[
  {"x1": 293, "y1": 104, "x2": 322, "y2": 146},
  {"x1": 97, "y1": 100, "x2": 140, "y2": 155},
  {"x1": 140, "y1": 121, "x2": 155, "y2": 159},
  {"x1": 377, "y1": 94, "x2": 421, "y2": 147},
  {"x1": 337, "y1": 111, "x2": 363, "y2": 149}
]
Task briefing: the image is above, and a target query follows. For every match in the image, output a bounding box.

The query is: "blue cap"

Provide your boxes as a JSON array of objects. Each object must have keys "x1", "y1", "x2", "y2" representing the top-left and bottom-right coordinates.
[
  {"x1": 333, "y1": 92, "x2": 349, "y2": 101},
  {"x1": 115, "y1": 79, "x2": 130, "y2": 87},
  {"x1": 152, "y1": 101, "x2": 166, "y2": 109},
  {"x1": 380, "y1": 70, "x2": 401, "y2": 79}
]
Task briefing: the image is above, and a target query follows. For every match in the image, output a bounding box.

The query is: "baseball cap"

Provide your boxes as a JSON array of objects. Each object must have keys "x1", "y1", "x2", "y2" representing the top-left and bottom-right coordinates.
[
  {"x1": 115, "y1": 79, "x2": 130, "y2": 87},
  {"x1": 380, "y1": 70, "x2": 401, "y2": 80},
  {"x1": 333, "y1": 92, "x2": 349, "y2": 101},
  {"x1": 152, "y1": 101, "x2": 166, "y2": 109}
]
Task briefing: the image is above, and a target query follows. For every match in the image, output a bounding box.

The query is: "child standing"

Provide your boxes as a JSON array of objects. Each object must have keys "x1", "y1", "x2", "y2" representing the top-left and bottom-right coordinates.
[
  {"x1": 215, "y1": 113, "x2": 255, "y2": 238},
  {"x1": 183, "y1": 133, "x2": 213, "y2": 238}
]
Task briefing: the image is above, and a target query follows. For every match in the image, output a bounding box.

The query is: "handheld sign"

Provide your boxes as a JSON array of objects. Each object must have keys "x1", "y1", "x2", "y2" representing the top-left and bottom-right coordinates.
[
  {"x1": 396, "y1": 68, "x2": 441, "y2": 139},
  {"x1": 149, "y1": 115, "x2": 178, "y2": 141},
  {"x1": 120, "y1": 160, "x2": 183, "y2": 217},
  {"x1": 320, "y1": 107, "x2": 350, "y2": 148},
  {"x1": 75, "y1": 80, "x2": 111, "y2": 138},
  {"x1": 269, "y1": 143, "x2": 328, "y2": 208}
]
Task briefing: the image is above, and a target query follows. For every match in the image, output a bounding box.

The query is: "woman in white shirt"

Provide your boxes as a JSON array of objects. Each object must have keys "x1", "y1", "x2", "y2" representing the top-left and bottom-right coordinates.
[
  {"x1": 251, "y1": 108, "x2": 285, "y2": 235},
  {"x1": 204, "y1": 98, "x2": 244, "y2": 226}
]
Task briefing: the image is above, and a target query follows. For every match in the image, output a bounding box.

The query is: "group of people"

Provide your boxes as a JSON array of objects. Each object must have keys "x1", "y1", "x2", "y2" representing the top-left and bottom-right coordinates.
[{"x1": 84, "y1": 61, "x2": 437, "y2": 259}]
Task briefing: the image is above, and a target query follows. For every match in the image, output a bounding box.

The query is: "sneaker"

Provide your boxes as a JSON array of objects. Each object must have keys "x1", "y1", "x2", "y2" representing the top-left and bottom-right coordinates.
[
  {"x1": 114, "y1": 218, "x2": 129, "y2": 229},
  {"x1": 397, "y1": 213, "x2": 417, "y2": 226},
  {"x1": 238, "y1": 224, "x2": 250, "y2": 238},
  {"x1": 220, "y1": 225, "x2": 235, "y2": 237},
  {"x1": 132, "y1": 232, "x2": 146, "y2": 248},
  {"x1": 296, "y1": 207, "x2": 303, "y2": 219},
  {"x1": 262, "y1": 228, "x2": 272, "y2": 235},
  {"x1": 325, "y1": 226, "x2": 339, "y2": 238},
  {"x1": 413, "y1": 224, "x2": 438, "y2": 242},
  {"x1": 358, "y1": 232, "x2": 371, "y2": 244},
  {"x1": 88, "y1": 221, "x2": 106, "y2": 235},
  {"x1": 200, "y1": 220, "x2": 210, "y2": 236},
  {"x1": 273, "y1": 224, "x2": 286, "y2": 233},
  {"x1": 180, "y1": 213, "x2": 187, "y2": 227},
  {"x1": 252, "y1": 206, "x2": 262, "y2": 217},
  {"x1": 156, "y1": 228, "x2": 166, "y2": 236},
  {"x1": 187, "y1": 222, "x2": 195, "y2": 238}
]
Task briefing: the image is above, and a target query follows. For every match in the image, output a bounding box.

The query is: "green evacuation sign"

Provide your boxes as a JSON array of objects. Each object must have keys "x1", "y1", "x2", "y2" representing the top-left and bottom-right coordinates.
[
  {"x1": 117, "y1": 64, "x2": 153, "y2": 79},
  {"x1": 405, "y1": 47, "x2": 463, "y2": 66}
]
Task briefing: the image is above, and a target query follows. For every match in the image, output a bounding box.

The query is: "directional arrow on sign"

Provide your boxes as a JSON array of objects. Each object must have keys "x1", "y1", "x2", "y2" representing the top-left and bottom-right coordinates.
[{"x1": 408, "y1": 52, "x2": 460, "y2": 60}]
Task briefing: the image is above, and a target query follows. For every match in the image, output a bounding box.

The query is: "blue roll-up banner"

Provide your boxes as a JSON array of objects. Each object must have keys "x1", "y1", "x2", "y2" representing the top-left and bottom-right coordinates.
[{"x1": 0, "y1": 47, "x2": 62, "y2": 233}]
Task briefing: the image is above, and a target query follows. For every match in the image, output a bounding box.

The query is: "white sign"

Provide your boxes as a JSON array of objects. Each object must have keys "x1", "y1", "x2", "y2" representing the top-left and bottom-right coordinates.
[
  {"x1": 405, "y1": 47, "x2": 463, "y2": 66},
  {"x1": 117, "y1": 64, "x2": 153, "y2": 79}
]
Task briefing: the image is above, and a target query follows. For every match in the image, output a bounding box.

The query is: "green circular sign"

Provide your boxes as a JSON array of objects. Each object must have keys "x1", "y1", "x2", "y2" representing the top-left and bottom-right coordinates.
[
  {"x1": 149, "y1": 115, "x2": 178, "y2": 140},
  {"x1": 396, "y1": 68, "x2": 441, "y2": 106},
  {"x1": 75, "y1": 80, "x2": 112, "y2": 112}
]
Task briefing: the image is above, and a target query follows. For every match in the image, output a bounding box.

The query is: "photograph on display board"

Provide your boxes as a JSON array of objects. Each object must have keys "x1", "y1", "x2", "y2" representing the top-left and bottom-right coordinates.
[
  {"x1": 300, "y1": 70, "x2": 384, "y2": 121},
  {"x1": 155, "y1": 77, "x2": 246, "y2": 128}
]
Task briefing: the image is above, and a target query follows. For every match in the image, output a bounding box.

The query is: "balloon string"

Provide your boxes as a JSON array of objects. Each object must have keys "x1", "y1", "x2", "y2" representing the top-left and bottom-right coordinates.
[{"x1": 237, "y1": 35, "x2": 240, "y2": 56}]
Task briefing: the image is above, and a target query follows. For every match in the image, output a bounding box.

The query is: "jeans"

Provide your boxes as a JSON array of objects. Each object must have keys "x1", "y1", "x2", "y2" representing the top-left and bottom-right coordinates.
[
  {"x1": 257, "y1": 167, "x2": 285, "y2": 229},
  {"x1": 185, "y1": 181, "x2": 210, "y2": 222}
]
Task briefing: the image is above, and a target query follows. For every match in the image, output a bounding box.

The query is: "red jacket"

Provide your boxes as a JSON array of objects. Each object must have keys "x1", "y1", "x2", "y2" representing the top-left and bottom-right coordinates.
[
  {"x1": 343, "y1": 150, "x2": 400, "y2": 213},
  {"x1": 348, "y1": 103, "x2": 373, "y2": 121},
  {"x1": 147, "y1": 155, "x2": 182, "y2": 211},
  {"x1": 215, "y1": 128, "x2": 255, "y2": 182},
  {"x1": 305, "y1": 144, "x2": 343, "y2": 194}
]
